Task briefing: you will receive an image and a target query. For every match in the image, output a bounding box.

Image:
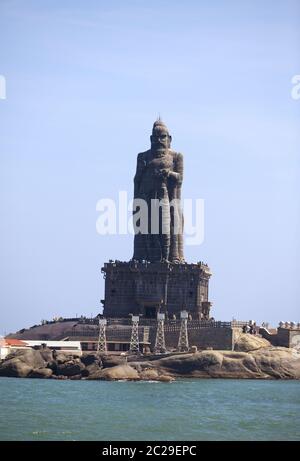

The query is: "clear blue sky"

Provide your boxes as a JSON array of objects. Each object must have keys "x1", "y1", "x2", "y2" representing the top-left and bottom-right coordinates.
[{"x1": 0, "y1": 0, "x2": 299, "y2": 335}]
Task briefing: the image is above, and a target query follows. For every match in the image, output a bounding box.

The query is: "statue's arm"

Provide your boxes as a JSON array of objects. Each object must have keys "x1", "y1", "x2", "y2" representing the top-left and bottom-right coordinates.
[
  {"x1": 168, "y1": 152, "x2": 183, "y2": 185},
  {"x1": 134, "y1": 153, "x2": 146, "y2": 197}
]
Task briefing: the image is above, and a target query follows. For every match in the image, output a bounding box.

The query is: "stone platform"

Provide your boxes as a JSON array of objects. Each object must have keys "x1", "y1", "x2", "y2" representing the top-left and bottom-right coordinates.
[{"x1": 101, "y1": 260, "x2": 212, "y2": 320}]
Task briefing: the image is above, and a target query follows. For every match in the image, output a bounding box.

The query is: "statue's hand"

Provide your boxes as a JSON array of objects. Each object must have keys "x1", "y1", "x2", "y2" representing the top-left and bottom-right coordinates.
[
  {"x1": 154, "y1": 168, "x2": 170, "y2": 181},
  {"x1": 154, "y1": 168, "x2": 163, "y2": 178},
  {"x1": 168, "y1": 171, "x2": 181, "y2": 183}
]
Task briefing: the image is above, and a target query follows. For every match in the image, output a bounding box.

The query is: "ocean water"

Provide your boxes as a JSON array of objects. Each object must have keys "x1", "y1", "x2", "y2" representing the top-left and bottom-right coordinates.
[{"x1": 0, "y1": 377, "x2": 299, "y2": 441}]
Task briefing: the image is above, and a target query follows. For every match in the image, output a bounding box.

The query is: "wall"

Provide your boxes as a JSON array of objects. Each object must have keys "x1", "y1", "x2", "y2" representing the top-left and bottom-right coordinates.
[
  {"x1": 70, "y1": 324, "x2": 234, "y2": 351},
  {"x1": 162, "y1": 326, "x2": 233, "y2": 351},
  {"x1": 260, "y1": 327, "x2": 300, "y2": 348}
]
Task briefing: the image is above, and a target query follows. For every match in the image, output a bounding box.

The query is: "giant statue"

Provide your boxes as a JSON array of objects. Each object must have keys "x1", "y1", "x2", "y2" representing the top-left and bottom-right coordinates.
[
  {"x1": 102, "y1": 119, "x2": 211, "y2": 320},
  {"x1": 133, "y1": 119, "x2": 184, "y2": 263}
]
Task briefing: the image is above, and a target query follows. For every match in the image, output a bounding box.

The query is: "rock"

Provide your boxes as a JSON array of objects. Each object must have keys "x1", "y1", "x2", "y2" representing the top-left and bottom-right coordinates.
[
  {"x1": 86, "y1": 369, "x2": 103, "y2": 380},
  {"x1": 56, "y1": 360, "x2": 85, "y2": 377},
  {"x1": 140, "y1": 368, "x2": 159, "y2": 380},
  {"x1": 234, "y1": 333, "x2": 270, "y2": 352},
  {"x1": 100, "y1": 355, "x2": 124, "y2": 368},
  {"x1": 130, "y1": 363, "x2": 143, "y2": 373},
  {"x1": 46, "y1": 361, "x2": 58, "y2": 372},
  {"x1": 155, "y1": 348, "x2": 300, "y2": 380},
  {"x1": 241, "y1": 355, "x2": 260, "y2": 374},
  {"x1": 55, "y1": 353, "x2": 72, "y2": 364},
  {"x1": 253, "y1": 348, "x2": 300, "y2": 379},
  {"x1": 221, "y1": 356, "x2": 255, "y2": 379},
  {"x1": 39, "y1": 348, "x2": 54, "y2": 363},
  {"x1": 1, "y1": 345, "x2": 299, "y2": 380},
  {"x1": 157, "y1": 351, "x2": 224, "y2": 377},
  {"x1": 69, "y1": 374, "x2": 82, "y2": 380},
  {"x1": 5, "y1": 349, "x2": 45, "y2": 369},
  {"x1": 81, "y1": 362, "x2": 102, "y2": 377},
  {"x1": 81, "y1": 353, "x2": 102, "y2": 367},
  {"x1": 51, "y1": 374, "x2": 68, "y2": 380},
  {"x1": 0, "y1": 358, "x2": 33, "y2": 378},
  {"x1": 97, "y1": 364, "x2": 140, "y2": 381},
  {"x1": 157, "y1": 375, "x2": 175, "y2": 382},
  {"x1": 29, "y1": 368, "x2": 53, "y2": 379}
]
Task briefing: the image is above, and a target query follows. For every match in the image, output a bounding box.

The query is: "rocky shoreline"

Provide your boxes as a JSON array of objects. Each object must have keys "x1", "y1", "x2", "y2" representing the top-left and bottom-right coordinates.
[{"x1": 0, "y1": 334, "x2": 300, "y2": 381}]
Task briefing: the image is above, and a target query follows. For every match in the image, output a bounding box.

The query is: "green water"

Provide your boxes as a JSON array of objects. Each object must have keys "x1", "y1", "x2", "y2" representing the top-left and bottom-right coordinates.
[{"x1": 0, "y1": 377, "x2": 299, "y2": 441}]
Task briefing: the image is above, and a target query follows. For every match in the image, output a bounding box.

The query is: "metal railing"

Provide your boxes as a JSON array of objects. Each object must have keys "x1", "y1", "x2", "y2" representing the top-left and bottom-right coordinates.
[{"x1": 67, "y1": 319, "x2": 245, "y2": 337}]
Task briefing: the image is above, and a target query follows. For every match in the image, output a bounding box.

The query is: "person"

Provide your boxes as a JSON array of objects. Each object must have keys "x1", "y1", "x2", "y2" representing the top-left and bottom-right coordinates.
[
  {"x1": 242, "y1": 325, "x2": 247, "y2": 333},
  {"x1": 133, "y1": 119, "x2": 184, "y2": 263},
  {"x1": 252, "y1": 322, "x2": 257, "y2": 335}
]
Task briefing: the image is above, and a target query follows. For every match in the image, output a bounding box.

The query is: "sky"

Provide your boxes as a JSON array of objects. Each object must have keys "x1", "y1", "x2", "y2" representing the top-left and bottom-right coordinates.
[{"x1": 0, "y1": 0, "x2": 299, "y2": 335}]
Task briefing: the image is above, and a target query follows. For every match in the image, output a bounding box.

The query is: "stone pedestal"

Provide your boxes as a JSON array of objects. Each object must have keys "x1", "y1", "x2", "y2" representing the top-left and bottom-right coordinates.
[{"x1": 102, "y1": 260, "x2": 212, "y2": 320}]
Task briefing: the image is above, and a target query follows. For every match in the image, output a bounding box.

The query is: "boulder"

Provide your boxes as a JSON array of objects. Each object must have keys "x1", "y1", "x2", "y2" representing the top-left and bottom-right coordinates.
[
  {"x1": 56, "y1": 360, "x2": 85, "y2": 377},
  {"x1": 157, "y1": 375, "x2": 175, "y2": 382},
  {"x1": 221, "y1": 356, "x2": 256, "y2": 379},
  {"x1": 69, "y1": 374, "x2": 82, "y2": 380},
  {"x1": 86, "y1": 369, "x2": 104, "y2": 380},
  {"x1": 0, "y1": 358, "x2": 33, "y2": 378},
  {"x1": 100, "y1": 355, "x2": 124, "y2": 368},
  {"x1": 5, "y1": 349, "x2": 45, "y2": 369},
  {"x1": 81, "y1": 362, "x2": 102, "y2": 377},
  {"x1": 155, "y1": 348, "x2": 300, "y2": 380},
  {"x1": 97, "y1": 364, "x2": 140, "y2": 381},
  {"x1": 81, "y1": 353, "x2": 102, "y2": 367},
  {"x1": 234, "y1": 333, "x2": 270, "y2": 352},
  {"x1": 29, "y1": 368, "x2": 53, "y2": 379},
  {"x1": 253, "y1": 348, "x2": 300, "y2": 379},
  {"x1": 39, "y1": 348, "x2": 55, "y2": 363},
  {"x1": 140, "y1": 368, "x2": 159, "y2": 380},
  {"x1": 55, "y1": 353, "x2": 72, "y2": 364},
  {"x1": 157, "y1": 351, "x2": 224, "y2": 377}
]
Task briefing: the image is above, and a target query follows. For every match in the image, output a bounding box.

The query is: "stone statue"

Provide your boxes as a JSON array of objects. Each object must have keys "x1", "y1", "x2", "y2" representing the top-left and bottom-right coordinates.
[{"x1": 133, "y1": 119, "x2": 184, "y2": 263}]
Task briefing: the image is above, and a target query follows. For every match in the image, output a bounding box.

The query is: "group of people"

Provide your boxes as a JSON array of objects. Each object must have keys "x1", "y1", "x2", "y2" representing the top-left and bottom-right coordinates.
[{"x1": 242, "y1": 324, "x2": 257, "y2": 335}]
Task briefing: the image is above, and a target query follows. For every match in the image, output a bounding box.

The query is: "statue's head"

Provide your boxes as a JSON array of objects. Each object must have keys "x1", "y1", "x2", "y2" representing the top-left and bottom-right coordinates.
[{"x1": 150, "y1": 119, "x2": 172, "y2": 151}]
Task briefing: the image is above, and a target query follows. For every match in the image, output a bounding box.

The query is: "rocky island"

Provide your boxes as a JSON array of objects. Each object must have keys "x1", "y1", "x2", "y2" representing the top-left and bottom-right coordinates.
[{"x1": 1, "y1": 334, "x2": 299, "y2": 381}]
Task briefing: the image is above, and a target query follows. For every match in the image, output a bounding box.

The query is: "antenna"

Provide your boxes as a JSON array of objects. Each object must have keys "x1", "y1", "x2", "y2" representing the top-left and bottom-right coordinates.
[
  {"x1": 129, "y1": 315, "x2": 140, "y2": 353},
  {"x1": 154, "y1": 313, "x2": 166, "y2": 354},
  {"x1": 177, "y1": 310, "x2": 189, "y2": 352},
  {"x1": 97, "y1": 318, "x2": 107, "y2": 354}
]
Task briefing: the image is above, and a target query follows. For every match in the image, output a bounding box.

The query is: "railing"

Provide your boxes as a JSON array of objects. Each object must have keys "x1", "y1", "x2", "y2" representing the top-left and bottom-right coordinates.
[
  {"x1": 66, "y1": 328, "x2": 146, "y2": 342},
  {"x1": 231, "y1": 321, "x2": 249, "y2": 328},
  {"x1": 67, "y1": 319, "x2": 243, "y2": 337},
  {"x1": 107, "y1": 318, "x2": 233, "y2": 328}
]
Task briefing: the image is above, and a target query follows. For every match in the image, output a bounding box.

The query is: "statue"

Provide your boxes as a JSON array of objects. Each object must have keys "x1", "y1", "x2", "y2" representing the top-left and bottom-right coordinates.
[{"x1": 133, "y1": 119, "x2": 184, "y2": 263}]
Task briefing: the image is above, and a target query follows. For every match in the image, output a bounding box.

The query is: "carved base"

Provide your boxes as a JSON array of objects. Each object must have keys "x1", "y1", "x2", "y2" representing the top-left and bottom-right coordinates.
[{"x1": 102, "y1": 260, "x2": 212, "y2": 320}]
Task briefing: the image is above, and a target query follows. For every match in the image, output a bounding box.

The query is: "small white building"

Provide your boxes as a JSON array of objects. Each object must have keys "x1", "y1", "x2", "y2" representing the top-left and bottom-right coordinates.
[
  {"x1": 0, "y1": 338, "x2": 29, "y2": 360},
  {"x1": 0, "y1": 339, "x2": 82, "y2": 359},
  {"x1": 24, "y1": 340, "x2": 82, "y2": 356}
]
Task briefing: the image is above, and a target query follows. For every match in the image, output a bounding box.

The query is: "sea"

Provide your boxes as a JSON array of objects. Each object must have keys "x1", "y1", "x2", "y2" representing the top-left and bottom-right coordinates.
[{"x1": 0, "y1": 377, "x2": 299, "y2": 441}]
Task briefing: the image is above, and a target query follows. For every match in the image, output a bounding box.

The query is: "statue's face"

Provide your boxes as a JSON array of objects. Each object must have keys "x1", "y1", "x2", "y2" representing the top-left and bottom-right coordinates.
[{"x1": 150, "y1": 129, "x2": 171, "y2": 151}]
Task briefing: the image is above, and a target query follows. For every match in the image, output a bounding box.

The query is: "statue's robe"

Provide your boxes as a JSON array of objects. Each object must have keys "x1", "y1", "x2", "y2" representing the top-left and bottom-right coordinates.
[{"x1": 133, "y1": 149, "x2": 184, "y2": 263}]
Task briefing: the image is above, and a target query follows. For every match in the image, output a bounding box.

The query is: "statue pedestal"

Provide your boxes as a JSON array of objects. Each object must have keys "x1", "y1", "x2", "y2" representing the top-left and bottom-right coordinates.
[{"x1": 101, "y1": 260, "x2": 212, "y2": 320}]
